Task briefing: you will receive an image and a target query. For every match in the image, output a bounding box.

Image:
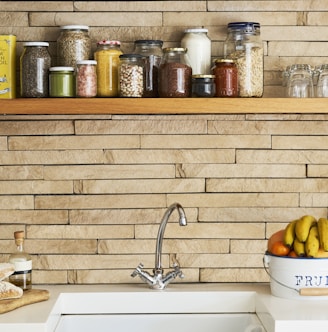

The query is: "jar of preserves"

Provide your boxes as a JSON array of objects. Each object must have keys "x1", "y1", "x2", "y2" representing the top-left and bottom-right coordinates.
[
  {"x1": 49, "y1": 66, "x2": 75, "y2": 97},
  {"x1": 20, "y1": 42, "x2": 51, "y2": 98},
  {"x1": 181, "y1": 28, "x2": 211, "y2": 75},
  {"x1": 213, "y1": 58, "x2": 238, "y2": 97},
  {"x1": 94, "y1": 40, "x2": 123, "y2": 97},
  {"x1": 76, "y1": 60, "x2": 97, "y2": 97},
  {"x1": 158, "y1": 47, "x2": 192, "y2": 98},
  {"x1": 57, "y1": 25, "x2": 91, "y2": 67},
  {"x1": 133, "y1": 39, "x2": 163, "y2": 97},
  {"x1": 119, "y1": 54, "x2": 144, "y2": 97},
  {"x1": 192, "y1": 74, "x2": 215, "y2": 97},
  {"x1": 223, "y1": 22, "x2": 263, "y2": 97}
]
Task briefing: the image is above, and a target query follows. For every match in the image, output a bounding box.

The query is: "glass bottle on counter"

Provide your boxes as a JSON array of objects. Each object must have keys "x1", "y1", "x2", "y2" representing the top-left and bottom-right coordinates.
[
  {"x1": 20, "y1": 41, "x2": 52, "y2": 98},
  {"x1": 9, "y1": 231, "x2": 32, "y2": 291},
  {"x1": 223, "y1": 22, "x2": 263, "y2": 97},
  {"x1": 94, "y1": 40, "x2": 123, "y2": 97},
  {"x1": 133, "y1": 39, "x2": 163, "y2": 97},
  {"x1": 57, "y1": 25, "x2": 92, "y2": 67},
  {"x1": 76, "y1": 60, "x2": 97, "y2": 97},
  {"x1": 158, "y1": 47, "x2": 192, "y2": 98}
]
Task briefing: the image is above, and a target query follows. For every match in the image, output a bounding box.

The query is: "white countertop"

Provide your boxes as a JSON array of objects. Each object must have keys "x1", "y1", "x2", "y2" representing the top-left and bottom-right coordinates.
[{"x1": 0, "y1": 283, "x2": 328, "y2": 332}]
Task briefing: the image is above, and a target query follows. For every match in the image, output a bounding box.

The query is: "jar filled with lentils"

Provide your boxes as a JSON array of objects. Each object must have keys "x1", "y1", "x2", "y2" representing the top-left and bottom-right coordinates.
[
  {"x1": 57, "y1": 25, "x2": 92, "y2": 67},
  {"x1": 94, "y1": 40, "x2": 123, "y2": 97},
  {"x1": 158, "y1": 47, "x2": 192, "y2": 98},
  {"x1": 119, "y1": 54, "x2": 144, "y2": 97},
  {"x1": 20, "y1": 42, "x2": 52, "y2": 97},
  {"x1": 76, "y1": 60, "x2": 97, "y2": 97}
]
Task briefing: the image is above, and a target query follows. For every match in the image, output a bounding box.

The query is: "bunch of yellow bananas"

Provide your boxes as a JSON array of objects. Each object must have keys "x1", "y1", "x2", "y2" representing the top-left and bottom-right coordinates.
[{"x1": 283, "y1": 215, "x2": 328, "y2": 258}]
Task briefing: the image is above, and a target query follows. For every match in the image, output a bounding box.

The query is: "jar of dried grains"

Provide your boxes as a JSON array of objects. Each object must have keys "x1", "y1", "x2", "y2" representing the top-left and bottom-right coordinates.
[
  {"x1": 57, "y1": 25, "x2": 92, "y2": 67},
  {"x1": 20, "y1": 42, "x2": 52, "y2": 98},
  {"x1": 158, "y1": 47, "x2": 192, "y2": 98},
  {"x1": 223, "y1": 22, "x2": 263, "y2": 97}
]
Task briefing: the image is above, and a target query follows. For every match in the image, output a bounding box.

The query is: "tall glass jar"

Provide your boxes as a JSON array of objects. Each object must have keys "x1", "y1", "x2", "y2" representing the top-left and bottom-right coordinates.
[
  {"x1": 76, "y1": 60, "x2": 97, "y2": 98},
  {"x1": 223, "y1": 22, "x2": 263, "y2": 97},
  {"x1": 57, "y1": 25, "x2": 91, "y2": 67},
  {"x1": 133, "y1": 39, "x2": 163, "y2": 97},
  {"x1": 94, "y1": 40, "x2": 123, "y2": 97},
  {"x1": 158, "y1": 47, "x2": 192, "y2": 98},
  {"x1": 20, "y1": 42, "x2": 51, "y2": 98},
  {"x1": 181, "y1": 28, "x2": 211, "y2": 75},
  {"x1": 119, "y1": 54, "x2": 144, "y2": 97}
]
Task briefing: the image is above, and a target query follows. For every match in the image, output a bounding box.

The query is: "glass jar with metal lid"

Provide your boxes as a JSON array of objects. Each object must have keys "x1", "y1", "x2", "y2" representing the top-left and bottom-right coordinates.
[
  {"x1": 119, "y1": 54, "x2": 144, "y2": 97},
  {"x1": 213, "y1": 58, "x2": 238, "y2": 97},
  {"x1": 192, "y1": 74, "x2": 215, "y2": 97},
  {"x1": 158, "y1": 47, "x2": 192, "y2": 98},
  {"x1": 49, "y1": 66, "x2": 75, "y2": 97},
  {"x1": 133, "y1": 39, "x2": 163, "y2": 97},
  {"x1": 76, "y1": 60, "x2": 97, "y2": 98},
  {"x1": 57, "y1": 25, "x2": 92, "y2": 67},
  {"x1": 223, "y1": 22, "x2": 263, "y2": 97},
  {"x1": 94, "y1": 40, "x2": 123, "y2": 97},
  {"x1": 20, "y1": 41, "x2": 52, "y2": 98}
]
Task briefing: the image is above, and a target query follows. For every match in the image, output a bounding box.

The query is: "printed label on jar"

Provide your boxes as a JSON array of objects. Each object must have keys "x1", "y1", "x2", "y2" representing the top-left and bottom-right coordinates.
[{"x1": 10, "y1": 259, "x2": 32, "y2": 273}]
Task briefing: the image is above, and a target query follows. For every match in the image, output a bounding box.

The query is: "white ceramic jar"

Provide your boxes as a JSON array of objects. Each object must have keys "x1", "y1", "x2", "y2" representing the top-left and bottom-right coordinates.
[{"x1": 181, "y1": 28, "x2": 211, "y2": 75}]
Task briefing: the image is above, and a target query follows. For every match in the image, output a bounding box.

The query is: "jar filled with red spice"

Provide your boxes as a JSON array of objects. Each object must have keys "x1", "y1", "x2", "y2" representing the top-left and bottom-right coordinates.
[{"x1": 213, "y1": 58, "x2": 238, "y2": 97}]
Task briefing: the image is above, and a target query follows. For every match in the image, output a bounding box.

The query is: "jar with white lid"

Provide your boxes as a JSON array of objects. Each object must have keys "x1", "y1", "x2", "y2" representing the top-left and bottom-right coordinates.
[
  {"x1": 181, "y1": 28, "x2": 211, "y2": 75},
  {"x1": 57, "y1": 25, "x2": 91, "y2": 67},
  {"x1": 49, "y1": 66, "x2": 75, "y2": 97},
  {"x1": 20, "y1": 41, "x2": 51, "y2": 97},
  {"x1": 76, "y1": 60, "x2": 97, "y2": 98}
]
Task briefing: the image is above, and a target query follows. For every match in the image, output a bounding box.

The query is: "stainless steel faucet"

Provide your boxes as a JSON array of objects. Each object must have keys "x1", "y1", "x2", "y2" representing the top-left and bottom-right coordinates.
[{"x1": 131, "y1": 202, "x2": 187, "y2": 290}]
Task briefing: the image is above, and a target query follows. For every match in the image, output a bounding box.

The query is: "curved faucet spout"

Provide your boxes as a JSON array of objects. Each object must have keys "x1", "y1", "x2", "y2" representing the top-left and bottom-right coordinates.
[{"x1": 155, "y1": 203, "x2": 187, "y2": 271}]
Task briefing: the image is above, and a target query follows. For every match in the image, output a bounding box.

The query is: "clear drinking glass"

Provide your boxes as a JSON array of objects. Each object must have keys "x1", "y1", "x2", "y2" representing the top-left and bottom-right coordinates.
[
  {"x1": 316, "y1": 64, "x2": 328, "y2": 97},
  {"x1": 286, "y1": 64, "x2": 314, "y2": 98}
]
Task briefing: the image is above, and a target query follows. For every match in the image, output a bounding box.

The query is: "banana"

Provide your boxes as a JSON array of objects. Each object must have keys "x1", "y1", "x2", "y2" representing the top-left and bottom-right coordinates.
[
  {"x1": 295, "y1": 215, "x2": 317, "y2": 242},
  {"x1": 318, "y1": 218, "x2": 328, "y2": 251},
  {"x1": 305, "y1": 224, "x2": 320, "y2": 257},
  {"x1": 293, "y1": 237, "x2": 306, "y2": 257},
  {"x1": 283, "y1": 219, "x2": 298, "y2": 248}
]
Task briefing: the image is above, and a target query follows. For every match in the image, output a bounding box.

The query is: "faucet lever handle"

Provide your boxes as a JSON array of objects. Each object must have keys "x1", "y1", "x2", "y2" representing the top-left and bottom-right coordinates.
[
  {"x1": 173, "y1": 263, "x2": 184, "y2": 279},
  {"x1": 131, "y1": 263, "x2": 144, "y2": 278}
]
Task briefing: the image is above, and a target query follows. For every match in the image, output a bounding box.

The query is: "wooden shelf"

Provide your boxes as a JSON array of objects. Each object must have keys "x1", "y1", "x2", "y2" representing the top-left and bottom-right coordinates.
[{"x1": 0, "y1": 98, "x2": 328, "y2": 115}]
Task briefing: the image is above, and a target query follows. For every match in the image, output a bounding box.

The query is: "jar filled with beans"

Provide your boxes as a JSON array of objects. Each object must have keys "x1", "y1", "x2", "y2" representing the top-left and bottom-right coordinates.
[
  {"x1": 57, "y1": 25, "x2": 92, "y2": 67},
  {"x1": 76, "y1": 60, "x2": 97, "y2": 98},
  {"x1": 158, "y1": 47, "x2": 192, "y2": 98},
  {"x1": 118, "y1": 54, "x2": 144, "y2": 97}
]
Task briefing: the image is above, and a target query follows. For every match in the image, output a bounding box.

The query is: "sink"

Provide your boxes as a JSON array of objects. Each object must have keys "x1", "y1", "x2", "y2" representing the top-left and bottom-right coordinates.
[{"x1": 52, "y1": 287, "x2": 267, "y2": 332}]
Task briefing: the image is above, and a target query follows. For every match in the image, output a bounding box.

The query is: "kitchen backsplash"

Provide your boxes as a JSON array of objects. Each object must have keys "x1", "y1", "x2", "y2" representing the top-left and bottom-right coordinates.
[{"x1": 0, "y1": 1, "x2": 328, "y2": 285}]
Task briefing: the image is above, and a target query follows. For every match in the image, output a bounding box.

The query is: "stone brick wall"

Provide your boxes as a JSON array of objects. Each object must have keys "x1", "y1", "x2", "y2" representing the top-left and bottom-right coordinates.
[{"x1": 0, "y1": 1, "x2": 328, "y2": 285}]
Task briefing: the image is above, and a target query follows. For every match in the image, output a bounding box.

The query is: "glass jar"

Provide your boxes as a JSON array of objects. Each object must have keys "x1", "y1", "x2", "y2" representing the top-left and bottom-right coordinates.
[
  {"x1": 223, "y1": 22, "x2": 263, "y2": 97},
  {"x1": 315, "y1": 64, "x2": 328, "y2": 97},
  {"x1": 181, "y1": 28, "x2": 211, "y2": 75},
  {"x1": 119, "y1": 54, "x2": 144, "y2": 97},
  {"x1": 57, "y1": 25, "x2": 91, "y2": 67},
  {"x1": 76, "y1": 60, "x2": 97, "y2": 98},
  {"x1": 94, "y1": 40, "x2": 123, "y2": 97},
  {"x1": 133, "y1": 39, "x2": 163, "y2": 97},
  {"x1": 20, "y1": 42, "x2": 51, "y2": 98},
  {"x1": 286, "y1": 64, "x2": 314, "y2": 98},
  {"x1": 158, "y1": 47, "x2": 192, "y2": 98},
  {"x1": 213, "y1": 58, "x2": 238, "y2": 97},
  {"x1": 192, "y1": 74, "x2": 215, "y2": 97},
  {"x1": 49, "y1": 66, "x2": 75, "y2": 97}
]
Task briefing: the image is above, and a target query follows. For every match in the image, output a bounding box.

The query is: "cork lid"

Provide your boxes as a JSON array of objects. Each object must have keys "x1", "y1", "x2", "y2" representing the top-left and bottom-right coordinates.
[{"x1": 14, "y1": 231, "x2": 25, "y2": 239}]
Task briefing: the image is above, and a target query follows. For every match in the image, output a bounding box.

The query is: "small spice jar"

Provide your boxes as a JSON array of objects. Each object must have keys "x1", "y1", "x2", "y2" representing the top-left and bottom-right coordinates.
[
  {"x1": 192, "y1": 74, "x2": 216, "y2": 97},
  {"x1": 49, "y1": 66, "x2": 75, "y2": 97},
  {"x1": 158, "y1": 47, "x2": 192, "y2": 98},
  {"x1": 133, "y1": 39, "x2": 163, "y2": 97},
  {"x1": 76, "y1": 60, "x2": 97, "y2": 98},
  {"x1": 213, "y1": 58, "x2": 238, "y2": 97},
  {"x1": 20, "y1": 42, "x2": 52, "y2": 98},
  {"x1": 94, "y1": 40, "x2": 123, "y2": 97},
  {"x1": 57, "y1": 25, "x2": 92, "y2": 67},
  {"x1": 119, "y1": 54, "x2": 144, "y2": 98}
]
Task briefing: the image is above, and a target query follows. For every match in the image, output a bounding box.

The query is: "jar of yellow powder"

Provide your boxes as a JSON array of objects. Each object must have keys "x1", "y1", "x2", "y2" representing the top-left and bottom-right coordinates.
[{"x1": 94, "y1": 40, "x2": 123, "y2": 97}]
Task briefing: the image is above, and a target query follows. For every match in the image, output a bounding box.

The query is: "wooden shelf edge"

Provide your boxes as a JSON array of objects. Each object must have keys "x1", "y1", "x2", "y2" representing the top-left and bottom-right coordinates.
[{"x1": 0, "y1": 98, "x2": 328, "y2": 115}]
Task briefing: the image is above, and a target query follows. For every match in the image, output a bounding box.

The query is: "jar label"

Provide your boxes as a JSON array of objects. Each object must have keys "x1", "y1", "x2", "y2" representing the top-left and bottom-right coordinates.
[{"x1": 10, "y1": 259, "x2": 32, "y2": 272}]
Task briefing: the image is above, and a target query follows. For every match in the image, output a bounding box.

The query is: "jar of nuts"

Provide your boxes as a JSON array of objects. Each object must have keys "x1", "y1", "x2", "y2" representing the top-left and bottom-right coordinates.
[
  {"x1": 223, "y1": 22, "x2": 263, "y2": 97},
  {"x1": 76, "y1": 60, "x2": 97, "y2": 98},
  {"x1": 57, "y1": 25, "x2": 92, "y2": 67},
  {"x1": 119, "y1": 54, "x2": 144, "y2": 98}
]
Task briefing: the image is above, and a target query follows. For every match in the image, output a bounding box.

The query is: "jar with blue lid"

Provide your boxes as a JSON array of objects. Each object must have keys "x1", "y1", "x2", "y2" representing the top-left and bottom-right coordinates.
[{"x1": 49, "y1": 66, "x2": 75, "y2": 97}]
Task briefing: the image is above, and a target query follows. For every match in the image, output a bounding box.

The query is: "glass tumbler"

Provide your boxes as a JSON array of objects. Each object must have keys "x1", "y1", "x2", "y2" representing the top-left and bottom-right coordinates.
[
  {"x1": 316, "y1": 64, "x2": 328, "y2": 97},
  {"x1": 286, "y1": 64, "x2": 314, "y2": 98}
]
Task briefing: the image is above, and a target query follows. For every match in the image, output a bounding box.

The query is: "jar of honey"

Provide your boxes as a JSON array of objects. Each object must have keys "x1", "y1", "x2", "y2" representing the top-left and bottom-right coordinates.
[{"x1": 213, "y1": 58, "x2": 238, "y2": 97}]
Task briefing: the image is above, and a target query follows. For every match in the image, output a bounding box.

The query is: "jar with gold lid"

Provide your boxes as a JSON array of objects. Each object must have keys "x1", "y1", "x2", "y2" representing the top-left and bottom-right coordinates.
[
  {"x1": 213, "y1": 58, "x2": 238, "y2": 97},
  {"x1": 192, "y1": 74, "x2": 215, "y2": 97}
]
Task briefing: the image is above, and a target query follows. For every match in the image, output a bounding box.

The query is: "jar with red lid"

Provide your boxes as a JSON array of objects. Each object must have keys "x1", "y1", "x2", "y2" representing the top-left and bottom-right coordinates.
[{"x1": 213, "y1": 58, "x2": 238, "y2": 97}]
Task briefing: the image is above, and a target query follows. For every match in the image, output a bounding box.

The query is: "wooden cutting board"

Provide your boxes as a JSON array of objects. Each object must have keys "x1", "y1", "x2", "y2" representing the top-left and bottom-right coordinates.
[{"x1": 0, "y1": 289, "x2": 50, "y2": 314}]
